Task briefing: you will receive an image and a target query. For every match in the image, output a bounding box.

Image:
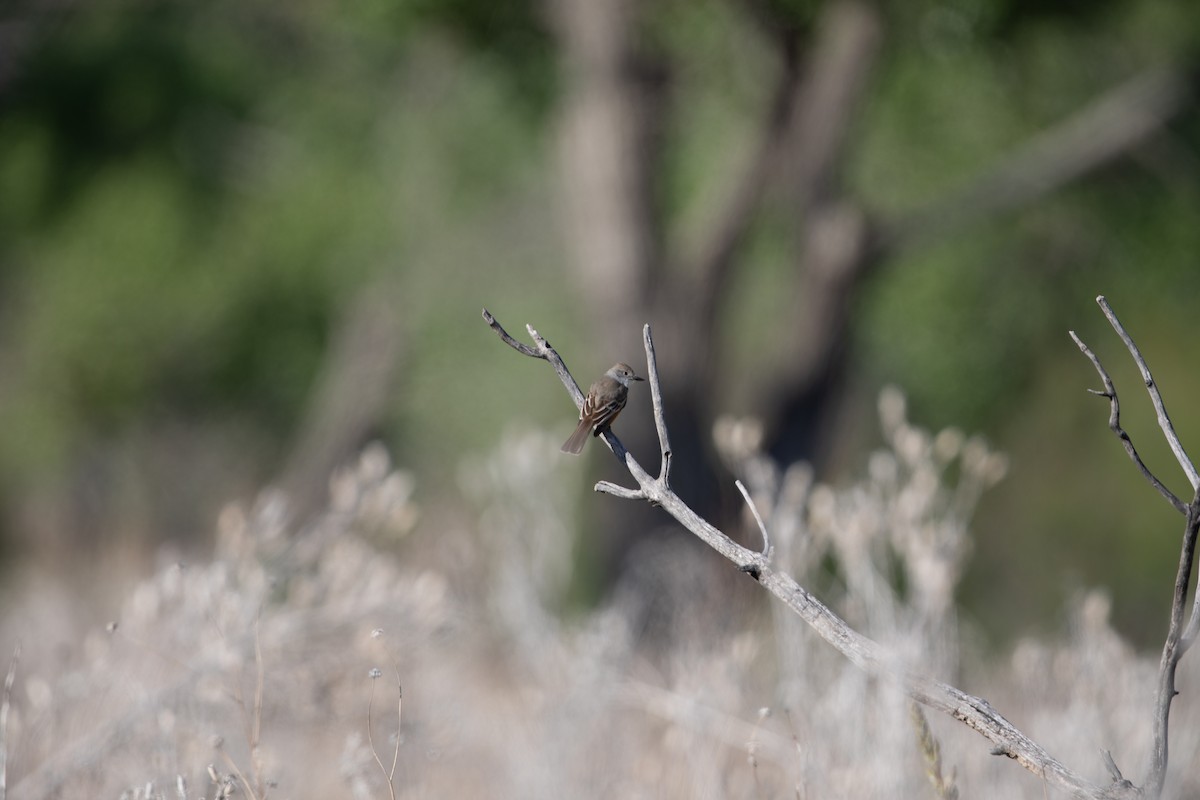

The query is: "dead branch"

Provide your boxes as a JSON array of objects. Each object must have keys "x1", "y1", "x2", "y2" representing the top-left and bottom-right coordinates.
[
  {"x1": 1146, "y1": 489, "x2": 1200, "y2": 798},
  {"x1": 483, "y1": 306, "x2": 1135, "y2": 800},
  {"x1": 680, "y1": 34, "x2": 801, "y2": 339},
  {"x1": 1070, "y1": 295, "x2": 1200, "y2": 798},
  {"x1": 1068, "y1": 328, "x2": 1186, "y2": 514},
  {"x1": 1094, "y1": 296, "x2": 1200, "y2": 490}
]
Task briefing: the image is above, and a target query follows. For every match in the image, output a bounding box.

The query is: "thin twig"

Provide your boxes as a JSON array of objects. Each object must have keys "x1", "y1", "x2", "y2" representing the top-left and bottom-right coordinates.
[
  {"x1": 735, "y1": 479, "x2": 772, "y2": 559},
  {"x1": 485, "y1": 309, "x2": 1125, "y2": 800},
  {"x1": 595, "y1": 482, "x2": 645, "y2": 500},
  {"x1": 1095, "y1": 296, "x2": 1199, "y2": 490},
  {"x1": 366, "y1": 670, "x2": 398, "y2": 800},
  {"x1": 482, "y1": 308, "x2": 542, "y2": 359},
  {"x1": 643, "y1": 323, "x2": 672, "y2": 483},
  {"x1": 390, "y1": 676, "x2": 402, "y2": 786},
  {"x1": 1101, "y1": 749, "x2": 1129, "y2": 788},
  {"x1": 1069, "y1": 329, "x2": 1186, "y2": 514}
]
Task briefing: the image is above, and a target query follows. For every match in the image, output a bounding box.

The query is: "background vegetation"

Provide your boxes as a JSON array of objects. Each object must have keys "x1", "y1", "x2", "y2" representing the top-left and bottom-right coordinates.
[{"x1": 1, "y1": 0, "x2": 1199, "y2": 795}]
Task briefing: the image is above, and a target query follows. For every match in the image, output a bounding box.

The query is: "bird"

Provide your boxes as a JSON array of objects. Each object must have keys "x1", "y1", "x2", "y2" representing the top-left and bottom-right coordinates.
[{"x1": 561, "y1": 362, "x2": 645, "y2": 455}]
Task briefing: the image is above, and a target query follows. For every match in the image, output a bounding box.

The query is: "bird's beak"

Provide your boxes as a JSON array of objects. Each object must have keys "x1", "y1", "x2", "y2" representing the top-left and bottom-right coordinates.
[{"x1": 634, "y1": 375, "x2": 646, "y2": 381}]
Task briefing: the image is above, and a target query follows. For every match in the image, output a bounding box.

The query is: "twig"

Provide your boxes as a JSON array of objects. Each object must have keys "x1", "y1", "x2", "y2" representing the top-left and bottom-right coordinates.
[
  {"x1": 735, "y1": 479, "x2": 772, "y2": 559},
  {"x1": 0, "y1": 642, "x2": 19, "y2": 800},
  {"x1": 366, "y1": 669, "x2": 399, "y2": 800},
  {"x1": 483, "y1": 309, "x2": 585, "y2": 410},
  {"x1": 1095, "y1": 296, "x2": 1199, "y2": 491},
  {"x1": 481, "y1": 308, "x2": 542, "y2": 360},
  {"x1": 595, "y1": 482, "x2": 645, "y2": 501},
  {"x1": 1101, "y1": 749, "x2": 1130, "y2": 789},
  {"x1": 390, "y1": 678, "x2": 402, "y2": 788},
  {"x1": 1068, "y1": 329, "x2": 1186, "y2": 514},
  {"x1": 643, "y1": 324, "x2": 673, "y2": 483},
  {"x1": 485, "y1": 309, "x2": 1127, "y2": 800}
]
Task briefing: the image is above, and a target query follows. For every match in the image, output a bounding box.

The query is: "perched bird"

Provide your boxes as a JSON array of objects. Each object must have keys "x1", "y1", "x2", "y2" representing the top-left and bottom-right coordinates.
[{"x1": 561, "y1": 362, "x2": 645, "y2": 455}]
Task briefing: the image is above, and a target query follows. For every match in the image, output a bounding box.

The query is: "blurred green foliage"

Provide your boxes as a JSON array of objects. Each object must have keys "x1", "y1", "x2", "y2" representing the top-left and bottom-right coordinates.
[{"x1": 1, "y1": 0, "x2": 1198, "y2": 646}]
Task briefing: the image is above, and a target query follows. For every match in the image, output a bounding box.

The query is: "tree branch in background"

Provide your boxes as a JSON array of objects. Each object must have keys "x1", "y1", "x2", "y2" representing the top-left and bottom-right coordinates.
[
  {"x1": 1070, "y1": 294, "x2": 1200, "y2": 798},
  {"x1": 785, "y1": 0, "x2": 883, "y2": 215},
  {"x1": 484, "y1": 307, "x2": 1136, "y2": 800},
  {"x1": 881, "y1": 68, "x2": 1195, "y2": 257},
  {"x1": 679, "y1": 37, "x2": 802, "y2": 364},
  {"x1": 757, "y1": 0, "x2": 884, "y2": 460}
]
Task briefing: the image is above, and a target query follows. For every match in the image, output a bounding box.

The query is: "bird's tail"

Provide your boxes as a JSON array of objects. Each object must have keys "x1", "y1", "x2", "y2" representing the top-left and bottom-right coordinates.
[{"x1": 561, "y1": 418, "x2": 591, "y2": 455}]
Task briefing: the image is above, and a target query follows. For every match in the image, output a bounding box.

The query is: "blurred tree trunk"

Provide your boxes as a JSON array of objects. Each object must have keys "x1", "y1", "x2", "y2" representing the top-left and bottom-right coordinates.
[
  {"x1": 547, "y1": 0, "x2": 1194, "y2": 583},
  {"x1": 549, "y1": 0, "x2": 883, "y2": 579}
]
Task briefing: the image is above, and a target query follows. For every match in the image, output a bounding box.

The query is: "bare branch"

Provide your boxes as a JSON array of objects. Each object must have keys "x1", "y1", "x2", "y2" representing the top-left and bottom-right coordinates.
[
  {"x1": 486, "y1": 309, "x2": 1128, "y2": 800},
  {"x1": 1069, "y1": 329, "x2": 1187, "y2": 514},
  {"x1": 482, "y1": 307, "x2": 544, "y2": 360},
  {"x1": 1146, "y1": 485, "x2": 1200, "y2": 797},
  {"x1": 482, "y1": 308, "x2": 585, "y2": 410},
  {"x1": 1073, "y1": 297, "x2": 1200, "y2": 797},
  {"x1": 1101, "y1": 749, "x2": 1128, "y2": 788},
  {"x1": 643, "y1": 324, "x2": 672, "y2": 483},
  {"x1": 1096, "y1": 296, "x2": 1199, "y2": 490},
  {"x1": 594, "y1": 481, "x2": 645, "y2": 500}
]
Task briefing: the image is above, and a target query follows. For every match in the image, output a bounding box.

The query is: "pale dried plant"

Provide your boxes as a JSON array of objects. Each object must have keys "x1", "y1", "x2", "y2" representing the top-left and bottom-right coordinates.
[
  {"x1": 3, "y1": 401, "x2": 1197, "y2": 798},
  {"x1": 710, "y1": 387, "x2": 1006, "y2": 796}
]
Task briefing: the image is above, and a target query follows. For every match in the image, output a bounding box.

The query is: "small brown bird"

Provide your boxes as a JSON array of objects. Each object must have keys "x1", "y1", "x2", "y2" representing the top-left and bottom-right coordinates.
[{"x1": 561, "y1": 362, "x2": 645, "y2": 455}]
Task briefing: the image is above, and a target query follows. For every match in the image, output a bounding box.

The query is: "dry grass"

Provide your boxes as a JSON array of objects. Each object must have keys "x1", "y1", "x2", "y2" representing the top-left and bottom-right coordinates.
[{"x1": 1, "y1": 399, "x2": 1197, "y2": 799}]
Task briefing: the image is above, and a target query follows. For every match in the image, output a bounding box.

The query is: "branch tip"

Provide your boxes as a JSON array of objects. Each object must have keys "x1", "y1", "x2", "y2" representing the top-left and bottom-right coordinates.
[
  {"x1": 594, "y1": 481, "x2": 644, "y2": 500},
  {"x1": 735, "y1": 479, "x2": 771, "y2": 559}
]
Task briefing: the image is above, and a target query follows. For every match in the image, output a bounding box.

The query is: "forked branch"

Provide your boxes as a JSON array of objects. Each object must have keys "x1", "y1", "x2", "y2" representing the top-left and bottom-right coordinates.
[
  {"x1": 1071, "y1": 295, "x2": 1200, "y2": 798},
  {"x1": 483, "y1": 307, "x2": 1135, "y2": 800}
]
